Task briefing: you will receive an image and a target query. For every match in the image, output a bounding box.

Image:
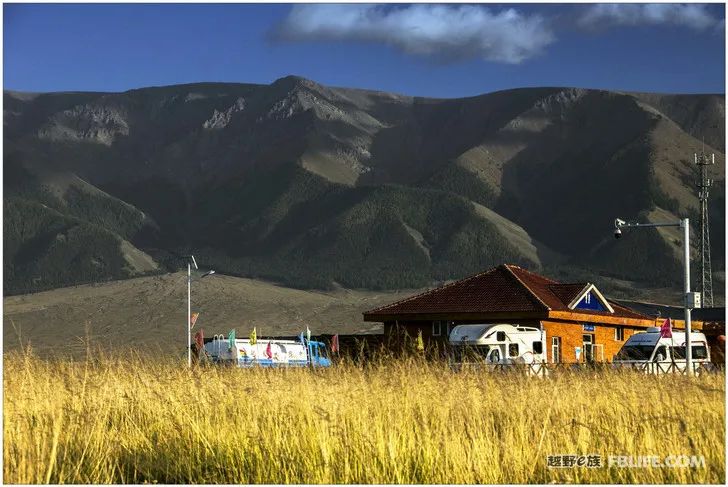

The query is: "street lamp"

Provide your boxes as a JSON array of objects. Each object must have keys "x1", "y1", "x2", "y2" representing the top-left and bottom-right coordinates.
[
  {"x1": 613, "y1": 218, "x2": 700, "y2": 375},
  {"x1": 186, "y1": 255, "x2": 215, "y2": 367}
]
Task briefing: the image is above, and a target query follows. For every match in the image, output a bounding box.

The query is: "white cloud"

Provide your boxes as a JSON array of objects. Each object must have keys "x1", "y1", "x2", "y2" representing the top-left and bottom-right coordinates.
[
  {"x1": 578, "y1": 3, "x2": 721, "y2": 31},
  {"x1": 274, "y1": 4, "x2": 555, "y2": 64}
]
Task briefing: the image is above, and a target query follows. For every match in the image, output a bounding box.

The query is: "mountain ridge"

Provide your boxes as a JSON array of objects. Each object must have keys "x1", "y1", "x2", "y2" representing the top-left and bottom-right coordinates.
[{"x1": 4, "y1": 76, "x2": 725, "y2": 299}]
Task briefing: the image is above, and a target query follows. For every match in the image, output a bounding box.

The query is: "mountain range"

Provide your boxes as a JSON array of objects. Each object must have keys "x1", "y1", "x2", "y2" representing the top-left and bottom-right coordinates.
[{"x1": 3, "y1": 76, "x2": 725, "y2": 300}]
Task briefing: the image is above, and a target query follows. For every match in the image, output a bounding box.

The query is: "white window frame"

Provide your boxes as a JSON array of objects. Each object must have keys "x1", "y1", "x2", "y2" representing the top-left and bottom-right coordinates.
[
  {"x1": 432, "y1": 321, "x2": 442, "y2": 337},
  {"x1": 551, "y1": 336, "x2": 561, "y2": 363},
  {"x1": 614, "y1": 327, "x2": 625, "y2": 341}
]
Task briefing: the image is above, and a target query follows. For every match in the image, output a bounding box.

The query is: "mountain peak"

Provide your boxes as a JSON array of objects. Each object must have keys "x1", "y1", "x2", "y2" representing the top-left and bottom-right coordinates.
[{"x1": 270, "y1": 75, "x2": 322, "y2": 92}]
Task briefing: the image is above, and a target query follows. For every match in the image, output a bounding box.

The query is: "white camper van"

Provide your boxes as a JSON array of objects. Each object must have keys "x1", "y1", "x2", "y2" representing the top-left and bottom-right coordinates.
[
  {"x1": 613, "y1": 327, "x2": 711, "y2": 374},
  {"x1": 449, "y1": 324, "x2": 548, "y2": 374}
]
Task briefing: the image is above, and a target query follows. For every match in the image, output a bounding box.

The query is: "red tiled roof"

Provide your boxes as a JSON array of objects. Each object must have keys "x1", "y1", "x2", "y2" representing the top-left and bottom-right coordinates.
[
  {"x1": 548, "y1": 283, "x2": 589, "y2": 307},
  {"x1": 364, "y1": 264, "x2": 649, "y2": 320}
]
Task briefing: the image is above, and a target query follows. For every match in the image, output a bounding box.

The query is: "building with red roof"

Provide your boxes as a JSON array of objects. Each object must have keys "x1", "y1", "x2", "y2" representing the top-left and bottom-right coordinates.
[{"x1": 363, "y1": 264, "x2": 662, "y2": 363}]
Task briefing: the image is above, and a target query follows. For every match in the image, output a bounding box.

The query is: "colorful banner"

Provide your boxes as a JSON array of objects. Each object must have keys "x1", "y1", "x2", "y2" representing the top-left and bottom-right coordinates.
[
  {"x1": 331, "y1": 334, "x2": 340, "y2": 353},
  {"x1": 190, "y1": 312, "x2": 199, "y2": 329},
  {"x1": 250, "y1": 327, "x2": 257, "y2": 345},
  {"x1": 228, "y1": 329, "x2": 236, "y2": 350}
]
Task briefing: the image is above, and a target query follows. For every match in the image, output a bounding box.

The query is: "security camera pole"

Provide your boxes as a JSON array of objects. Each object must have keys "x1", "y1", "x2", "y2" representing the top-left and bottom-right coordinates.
[
  {"x1": 613, "y1": 218, "x2": 699, "y2": 375},
  {"x1": 186, "y1": 254, "x2": 215, "y2": 367},
  {"x1": 187, "y1": 255, "x2": 197, "y2": 367}
]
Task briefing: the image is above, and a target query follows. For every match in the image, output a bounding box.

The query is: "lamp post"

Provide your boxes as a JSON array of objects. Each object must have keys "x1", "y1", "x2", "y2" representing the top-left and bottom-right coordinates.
[
  {"x1": 613, "y1": 218, "x2": 698, "y2": 375},
  {"x1": 186, "y1": 255, "x2": 215, "y2": 367}
]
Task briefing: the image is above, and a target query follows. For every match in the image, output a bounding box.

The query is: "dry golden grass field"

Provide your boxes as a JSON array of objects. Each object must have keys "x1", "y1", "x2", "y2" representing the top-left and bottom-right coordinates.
[{"x1": 3, "y1": 350, "x2": 725, "y2": 484}]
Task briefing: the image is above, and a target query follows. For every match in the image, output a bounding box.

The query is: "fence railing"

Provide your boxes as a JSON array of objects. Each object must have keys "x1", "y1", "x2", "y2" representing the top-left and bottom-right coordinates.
[
  {"x1": 613, "y1": 361, "x2": 720, "y2": 375},
  {"x1": 449, "y1": 360, "x2": 723, "y2": 376}
]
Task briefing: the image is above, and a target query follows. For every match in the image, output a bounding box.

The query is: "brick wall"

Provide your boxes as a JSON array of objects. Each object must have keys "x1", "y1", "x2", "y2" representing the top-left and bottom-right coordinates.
[{"x1": 541, "y1": 320, "x2": 641, "y2": 363}]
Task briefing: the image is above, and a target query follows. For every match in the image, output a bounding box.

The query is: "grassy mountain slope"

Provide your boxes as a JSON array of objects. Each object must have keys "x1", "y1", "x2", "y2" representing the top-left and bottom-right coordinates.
[
  {"x1": 3, "y1": 79, "x2": 724, "y2": 297},
  {"x1": 3, "y1": 153, "x2": 160, "y2": 294}
]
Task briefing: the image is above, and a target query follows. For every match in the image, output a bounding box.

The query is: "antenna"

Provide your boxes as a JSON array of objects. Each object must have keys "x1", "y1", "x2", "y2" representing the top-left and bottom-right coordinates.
[{"x1": 695, "y1": 149, "x2": 714, "y2": 307}]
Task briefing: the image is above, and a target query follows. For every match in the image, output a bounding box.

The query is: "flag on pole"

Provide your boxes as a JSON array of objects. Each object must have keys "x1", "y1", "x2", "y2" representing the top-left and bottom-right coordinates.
[
  {"x1": 249, "y1": 327, "x2": 257, "y2": 346},
  {"x1": 306, "y1": 326, "x2": 311, "y2": 342},
  {"x1": 416, "y1": 329, "x2": 424, "y2": 352},
  {"x1": 660, "y1": 318, "x2": 672, "y2": 338},
  {"x1": 190, "y1": 312, "x2": 199, "y2": 329},
  {"x1": 194, "y1": 329, "x2": 204, "y2": 353},
  {"x1": 331, "y1": 334, "x2": 340, "y2": 353},
  {"x1": 228, "y1": 328, "x2": 236, "y2": 350},
  {"x1": 265, "y1": 342, "x2": 272, "y2": 359},
  {"x1": 299, "y1": 331, "x2": 306, "y2": 344}
]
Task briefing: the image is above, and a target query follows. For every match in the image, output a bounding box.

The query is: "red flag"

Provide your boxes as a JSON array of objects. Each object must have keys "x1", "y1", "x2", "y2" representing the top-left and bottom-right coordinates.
[
  {"x1": 194, "y1": 329, "x2": 204, "y2": 350},
  {"x1": 660, "y1": 318, "x2": 672, "y2": 338},
  {"x1": 331, "y1": 334, "x2": 340, "y2": 353},
  {"x1": 265, "y1": 342, "x2": 272, "y2": 359}
]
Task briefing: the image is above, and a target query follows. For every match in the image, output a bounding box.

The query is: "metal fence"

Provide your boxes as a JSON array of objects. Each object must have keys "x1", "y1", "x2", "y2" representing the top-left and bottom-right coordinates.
[{"x1": 449, "y1": 360, "x2": 723, "y2": 377}]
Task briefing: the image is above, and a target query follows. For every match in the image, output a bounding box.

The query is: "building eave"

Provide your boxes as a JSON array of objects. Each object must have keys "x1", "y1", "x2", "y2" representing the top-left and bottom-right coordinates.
[
  {"x1": 363, "y1": 310, "x2": 549, "y2": 323},
  {"x1": 547, "y1": 310, "x2": 659, "y2": 327}
]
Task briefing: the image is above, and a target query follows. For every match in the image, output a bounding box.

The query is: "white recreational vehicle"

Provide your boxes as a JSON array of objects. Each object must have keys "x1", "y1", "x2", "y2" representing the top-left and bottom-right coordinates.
[
  {"x1": 613, "y1": 327, "x2": 712, "y2": 374},
  {"x1": 204, "y1": 337, "x2": 331, "y2": 368},
  {"x1": 448, "y1": 324, "x2": 548, "y2": 374}
]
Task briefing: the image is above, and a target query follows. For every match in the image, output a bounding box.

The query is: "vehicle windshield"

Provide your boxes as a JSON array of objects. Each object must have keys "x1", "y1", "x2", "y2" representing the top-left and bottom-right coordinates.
[
  {"x1": 453, "y1": 345, "x2": 494, "y2": 362},
  {"x1": 614, "y1": 345, "x2": 655, "y2": 361}
]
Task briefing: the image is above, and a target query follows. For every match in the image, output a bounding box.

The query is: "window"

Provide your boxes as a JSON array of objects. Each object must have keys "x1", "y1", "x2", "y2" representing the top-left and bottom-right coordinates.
[
  {"x1": 672, "y1": 345, "x2": 709, "y2": 360},
  {"x1": 432, "y1": 321, "x2": 442, "y2": 337},
  {"x1": 496, "y1": 331, "x2": 506, "y2": 342},
  {"x1": 693, "y1": 345, "x2": 708, "y2": 360},
  {"x1": 508, "y1": 343, "x2": 519, "y2": 358},
  {"x1": 583, "y1": 334, "x2": 595, "y2": 363},
  {"x1": 653, "y1": 346, "x2": 668, "y2": 362},
  {"x1": 533, "y1": 341, "x2": 543, "y2": 355},
  {"x1": 614, "y1": 327, "x2": 625, "y2": 341},
  {"x1": 445, "y1": 321, "x2": 454, "y2": 337},
  {"x1": 552, "y1": 337, "x2": 561, "y2": 363}
]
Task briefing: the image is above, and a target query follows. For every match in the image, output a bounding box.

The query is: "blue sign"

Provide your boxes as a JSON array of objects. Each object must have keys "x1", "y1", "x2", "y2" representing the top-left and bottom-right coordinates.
[{"x1": 583, "y1": 324, "x2": 595, "y2": 332}]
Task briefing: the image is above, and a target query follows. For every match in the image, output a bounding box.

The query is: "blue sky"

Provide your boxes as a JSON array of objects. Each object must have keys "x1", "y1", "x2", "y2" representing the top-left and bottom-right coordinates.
[{"x1": 3, "y1": 3, "x2": 725, "y2": 97}]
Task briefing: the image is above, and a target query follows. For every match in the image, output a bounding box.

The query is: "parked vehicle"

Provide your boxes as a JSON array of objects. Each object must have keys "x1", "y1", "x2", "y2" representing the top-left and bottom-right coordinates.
[
  {"x1": 204, "y1": 336, "x2": 332, "y2": 368},
  {"x1": 613, "y1": 327, "x2": 712, "y2": 374},
  {"x1": 449, "y1": 324, "x2": 548, "y2": 374}
]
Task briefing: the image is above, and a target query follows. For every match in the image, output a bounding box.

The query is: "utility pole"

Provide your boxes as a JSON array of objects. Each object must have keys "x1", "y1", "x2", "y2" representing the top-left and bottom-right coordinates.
[
  {"x1": 614, "y1": 218, "x2": 699, "y2": 375},
  {"x1": 695, "y1": 151, "x2": 714, "y2": 307},
  {"x1": 184, "y1": 254, "x2": 216, "y2": 367}
]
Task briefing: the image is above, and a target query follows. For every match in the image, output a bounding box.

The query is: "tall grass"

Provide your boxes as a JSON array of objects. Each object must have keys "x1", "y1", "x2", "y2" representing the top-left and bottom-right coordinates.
[{"x1": 3, "y1": 350, "x2": 725, "y2": 484}]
